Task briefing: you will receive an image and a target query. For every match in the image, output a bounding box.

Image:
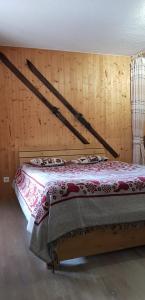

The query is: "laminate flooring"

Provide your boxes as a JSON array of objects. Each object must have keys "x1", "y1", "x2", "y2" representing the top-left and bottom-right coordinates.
[{"x1": 1, "y1": 198, "x2": 145, "y2": 300}]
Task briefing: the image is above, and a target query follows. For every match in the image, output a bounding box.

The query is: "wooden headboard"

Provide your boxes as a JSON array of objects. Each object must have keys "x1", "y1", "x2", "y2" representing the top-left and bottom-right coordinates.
[{"x1": 19, "y1": 145, "x2": 105, "y2": 165}]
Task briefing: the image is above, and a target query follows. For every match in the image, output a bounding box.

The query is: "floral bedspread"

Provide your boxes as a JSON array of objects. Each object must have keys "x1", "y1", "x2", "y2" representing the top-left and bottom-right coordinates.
[{"x1": 14, "y1": 161, "x2": 145, "y2": 263}]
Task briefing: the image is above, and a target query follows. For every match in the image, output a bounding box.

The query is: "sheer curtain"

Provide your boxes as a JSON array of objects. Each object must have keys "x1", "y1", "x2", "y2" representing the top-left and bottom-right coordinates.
[{"x1": 131, "y1": 57, "x2": 145, "y2": 164}]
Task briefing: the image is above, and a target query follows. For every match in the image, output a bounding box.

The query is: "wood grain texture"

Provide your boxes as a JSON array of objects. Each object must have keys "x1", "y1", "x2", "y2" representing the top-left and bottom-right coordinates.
[
  {"x1": 0, "y1": 46, "x2": 131, "y2": 198},
  {"x1": 56, "y1": 223, "x2": 145, "y2": 262},
  {"x1": 19, "y1": 145, "x2": 105, "y2": 164},
  {"x1": 1, "y1": 197, "x2": 145, "y2": 300}
]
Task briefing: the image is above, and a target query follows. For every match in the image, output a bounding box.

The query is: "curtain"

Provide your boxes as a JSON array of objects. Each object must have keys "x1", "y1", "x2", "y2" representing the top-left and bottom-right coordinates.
[{"x1": 131, "y1": 57, "x2": 145, "y2": 164}]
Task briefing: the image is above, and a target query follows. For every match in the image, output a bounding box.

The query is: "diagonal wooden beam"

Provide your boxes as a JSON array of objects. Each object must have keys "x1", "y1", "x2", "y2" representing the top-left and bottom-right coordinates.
[
  {"x1": 27, "y1": 59, "x2": 119, "y2": 158},
  {"x1": 0, "y1": 52, "x2": 89, "y2": 144}
]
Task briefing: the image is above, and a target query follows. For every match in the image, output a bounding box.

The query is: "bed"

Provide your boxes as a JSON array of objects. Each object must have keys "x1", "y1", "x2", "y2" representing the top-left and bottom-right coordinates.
[{"x1": 14, "y1": 145, "x2": 145, "y2": 270}]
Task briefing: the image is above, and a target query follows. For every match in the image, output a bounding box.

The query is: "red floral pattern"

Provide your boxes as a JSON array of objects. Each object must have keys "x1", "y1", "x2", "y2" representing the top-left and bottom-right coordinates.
[{"x1": 15, "y1": 161, "x2": 145, "y2": 225}]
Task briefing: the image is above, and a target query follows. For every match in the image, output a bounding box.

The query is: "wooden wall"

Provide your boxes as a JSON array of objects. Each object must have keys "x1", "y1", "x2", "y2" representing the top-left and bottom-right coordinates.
[{"x1": 0, "y1": 47, "x2": 131, "y2": 198}]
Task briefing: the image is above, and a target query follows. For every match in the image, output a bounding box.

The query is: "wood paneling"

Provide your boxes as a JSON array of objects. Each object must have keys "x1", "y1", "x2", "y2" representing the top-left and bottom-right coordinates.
[
  {"x1": 19, "y1": 145, "x2": 105, "y2": 164},
  {"x1": 0, "y1": 47, "x2": 131, "y2": 198}
]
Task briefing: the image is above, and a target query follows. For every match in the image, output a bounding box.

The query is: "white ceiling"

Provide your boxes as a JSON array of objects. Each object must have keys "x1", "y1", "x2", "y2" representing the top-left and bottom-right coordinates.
[{"x1": 0, "y1": 0, "x2": 145, "y2": 55}]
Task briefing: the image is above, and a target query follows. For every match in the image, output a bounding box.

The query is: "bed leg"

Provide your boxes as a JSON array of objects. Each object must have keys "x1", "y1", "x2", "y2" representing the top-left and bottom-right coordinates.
[
  {"x1": 46, "y1": 262, "x2": 53, "y2": 269},
  {"x1": 46, "y1": 260, "x2": 59, "y2": 273},
  {"x1": 52, "y1": 262, "x2": 55, "y2": 274}
]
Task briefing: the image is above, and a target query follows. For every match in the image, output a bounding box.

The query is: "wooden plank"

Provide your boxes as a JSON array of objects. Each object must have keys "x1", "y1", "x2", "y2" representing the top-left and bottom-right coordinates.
[
  {"x1": 0, "y1": 51, "x2": 89, "y2": 145},
  {"x1": 27, "y1": 59, "x2": 119, "y2": 158},
  {"x1": 2, "y1": 198, "x2": 145, "y2": 299},
  {"x1": 0, "y1": 46, "x2": 131, "y2": 199},
  {"x1": 56, "y1": 223, "x2": 145, "y2": 261},
  {"x1": 20, "y1": 144, "x2": 104, "y2": 151},
  {"x1": 19, "y1": 148, "x2": 105, "y2": 158},
  {"x1": 19, "y1": 146, "x2": 105, "y2": 164}
]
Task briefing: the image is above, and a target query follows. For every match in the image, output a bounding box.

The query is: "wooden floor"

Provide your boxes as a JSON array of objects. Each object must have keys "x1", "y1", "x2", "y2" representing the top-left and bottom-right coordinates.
[{"x1": 1, "y1": 199, "x2": 145, "y2": 300}]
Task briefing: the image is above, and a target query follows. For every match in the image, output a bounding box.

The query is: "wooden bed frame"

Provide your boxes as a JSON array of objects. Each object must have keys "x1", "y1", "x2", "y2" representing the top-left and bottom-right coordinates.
[{"x1": 19, "y1": 145, "x2": 145, "y2": 267}]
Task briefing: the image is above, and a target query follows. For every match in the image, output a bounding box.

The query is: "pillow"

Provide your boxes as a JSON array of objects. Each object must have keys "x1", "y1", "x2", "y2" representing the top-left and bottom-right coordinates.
[
  {"x1": 30, "y1": 157, "x2": 66, "y2": 167},
  {"x1": 71, "y1": 155, "x2": 108, "y2": 164}
]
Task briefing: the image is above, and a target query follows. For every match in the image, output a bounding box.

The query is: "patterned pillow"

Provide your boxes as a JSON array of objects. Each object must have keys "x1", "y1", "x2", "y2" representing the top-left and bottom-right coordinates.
[
  {"x1": 30, "y1": 157, "x2": 66, "y2": 167},
  {"x1": 71, "y1": 155, "x2": 108, "y2": 164},
  {"x1": 30, "y1": 158, "x2": 43, "y2": 166}
]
